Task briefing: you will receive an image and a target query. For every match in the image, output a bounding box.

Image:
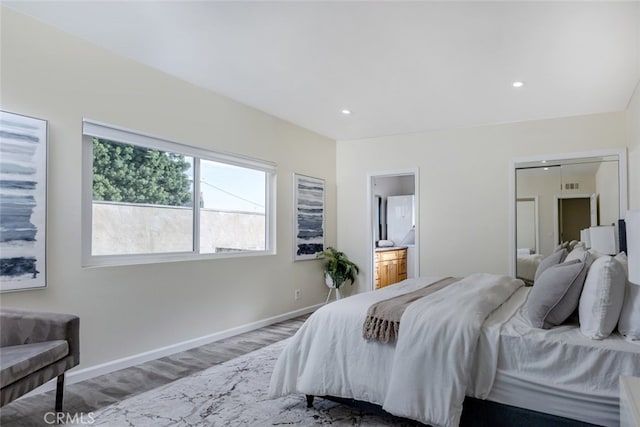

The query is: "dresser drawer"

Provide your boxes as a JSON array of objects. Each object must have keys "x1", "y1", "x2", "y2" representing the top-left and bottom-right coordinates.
[{"x1": 379, "y1": 250, "x2": 401, "y2": 261}]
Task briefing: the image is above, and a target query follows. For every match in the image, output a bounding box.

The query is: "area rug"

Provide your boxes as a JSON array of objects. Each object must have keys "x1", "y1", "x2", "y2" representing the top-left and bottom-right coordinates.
[{"x1": 85, "y1": 339, "x2": 418, "y2": 426}]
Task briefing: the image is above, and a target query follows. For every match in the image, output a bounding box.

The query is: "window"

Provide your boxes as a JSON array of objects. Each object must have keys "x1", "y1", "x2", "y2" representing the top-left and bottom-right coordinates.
[{"x1": 82, "y1": 120, "x2": 276, "y2": 266}]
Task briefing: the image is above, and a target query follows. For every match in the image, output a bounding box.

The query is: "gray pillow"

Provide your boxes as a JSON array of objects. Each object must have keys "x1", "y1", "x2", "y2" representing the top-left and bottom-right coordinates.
[
  {"x1": 527, "y1": 259, "x2": 588, "y2": 329},
  {"x1": 565, "y1": 247, "x2": 594, "y2": 269},
  {"x1": 534, "y1": 249, "x2": 567, "y2": 281}
]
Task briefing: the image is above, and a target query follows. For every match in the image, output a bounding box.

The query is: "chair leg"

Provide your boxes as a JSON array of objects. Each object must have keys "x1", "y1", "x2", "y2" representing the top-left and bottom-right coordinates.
[{"x1": 55, "y1": 373, "x2": 65, "y2": 412}]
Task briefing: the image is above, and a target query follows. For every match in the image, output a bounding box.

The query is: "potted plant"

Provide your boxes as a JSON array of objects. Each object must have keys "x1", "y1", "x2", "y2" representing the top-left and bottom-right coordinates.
[{"x1": 317, "y1": 247, "x2": 360, "y2": 289}]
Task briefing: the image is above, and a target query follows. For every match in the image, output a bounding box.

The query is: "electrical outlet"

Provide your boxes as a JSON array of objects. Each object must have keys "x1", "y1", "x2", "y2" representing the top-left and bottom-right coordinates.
[{"x1": 294, "y1": 289, "x2": 301, "y2": 300}]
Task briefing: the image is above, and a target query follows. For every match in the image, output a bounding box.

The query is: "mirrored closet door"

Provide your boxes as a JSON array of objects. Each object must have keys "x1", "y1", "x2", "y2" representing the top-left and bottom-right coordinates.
[{"x1": 510, "y1": 149, "x2": 627, "y2": 282}]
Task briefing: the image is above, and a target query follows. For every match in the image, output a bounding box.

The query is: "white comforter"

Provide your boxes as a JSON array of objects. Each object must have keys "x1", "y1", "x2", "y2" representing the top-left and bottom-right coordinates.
[{"x1": 269, "y1": 273, "x2": 523, "y2": 427}]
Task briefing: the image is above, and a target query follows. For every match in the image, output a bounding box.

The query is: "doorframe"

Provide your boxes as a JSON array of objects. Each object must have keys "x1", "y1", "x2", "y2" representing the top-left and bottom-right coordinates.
[
  {"x1": 553, "y1": 193, "x2": 597, "y2": 246},
  {"x1": 366, "y1": 168, "x2": 420, "y2": 291}
]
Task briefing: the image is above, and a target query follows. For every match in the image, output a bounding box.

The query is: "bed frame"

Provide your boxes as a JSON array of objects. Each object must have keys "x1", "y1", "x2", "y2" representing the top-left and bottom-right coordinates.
[{"x1": 305, "y1": 395, "x2": 601, "y2": 427}]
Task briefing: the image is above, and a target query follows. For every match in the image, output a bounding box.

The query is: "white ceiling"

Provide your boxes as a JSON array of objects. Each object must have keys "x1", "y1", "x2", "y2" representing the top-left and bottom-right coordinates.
[{"x1": 4, "y1": 1, "x2": 640, "y2": 141}]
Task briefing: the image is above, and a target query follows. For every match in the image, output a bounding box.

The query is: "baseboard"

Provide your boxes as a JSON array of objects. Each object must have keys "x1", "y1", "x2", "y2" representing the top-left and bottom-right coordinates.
[{"x1": 23, "y1": 303, "x2": 321, "y2": 398}]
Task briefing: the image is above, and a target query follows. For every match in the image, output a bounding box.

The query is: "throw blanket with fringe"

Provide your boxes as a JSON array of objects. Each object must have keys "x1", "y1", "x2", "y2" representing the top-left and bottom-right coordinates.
[{"x1": 362, "y1": 277, "x2": 459, "y2": 343}]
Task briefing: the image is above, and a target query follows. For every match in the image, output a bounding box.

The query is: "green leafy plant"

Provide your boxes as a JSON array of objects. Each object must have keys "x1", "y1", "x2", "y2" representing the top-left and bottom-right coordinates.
[{"x1": 317, "y1": 247, "x2": 360, "y2": 289}]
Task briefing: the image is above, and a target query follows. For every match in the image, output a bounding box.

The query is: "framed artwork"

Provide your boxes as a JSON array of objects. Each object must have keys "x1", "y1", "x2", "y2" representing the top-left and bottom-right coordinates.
[
  {"x1": 293, "y1": 173, "x2": 325, "y2": 261},
  {"x1": 0, "y1": 111, "x2": 48, "y2": 292}
]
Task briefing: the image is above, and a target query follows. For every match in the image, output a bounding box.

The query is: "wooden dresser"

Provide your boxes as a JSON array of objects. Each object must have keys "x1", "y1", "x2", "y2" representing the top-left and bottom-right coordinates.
[{"x1": 375, "y1": 247, "x2": 407, "y2": 289}]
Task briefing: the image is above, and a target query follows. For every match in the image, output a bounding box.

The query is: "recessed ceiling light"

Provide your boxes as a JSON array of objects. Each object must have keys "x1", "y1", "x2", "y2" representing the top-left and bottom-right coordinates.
[
  {"x1": 541, "y1": 160, "x2": 547, "y2": 164},
  {"x1": 544, "y1": 167, "x2": 549, "y2": 171},
  {"x1": 341, "y1": 109, "x2": 352, "y2": 115},
  {"x1": 512, "y1": 81, "x2": 524, "y2": 88}
]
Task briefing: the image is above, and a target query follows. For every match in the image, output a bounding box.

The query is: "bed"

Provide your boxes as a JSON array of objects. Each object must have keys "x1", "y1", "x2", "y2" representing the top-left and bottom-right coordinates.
[{"x1": 269, "y1": 273, "x2": 640, "y2": 427}]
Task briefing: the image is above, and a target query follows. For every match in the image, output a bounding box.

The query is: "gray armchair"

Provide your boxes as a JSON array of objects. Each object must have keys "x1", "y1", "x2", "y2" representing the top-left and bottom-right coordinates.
[{"x1": 0, "y1": 307, "x2": 79, "y2": 412}]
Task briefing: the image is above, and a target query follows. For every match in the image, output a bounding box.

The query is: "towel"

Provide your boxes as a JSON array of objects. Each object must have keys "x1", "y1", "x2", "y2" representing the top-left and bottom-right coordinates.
[{"x1": 362, "y1": 277, "x2": 459, "y2": 343}]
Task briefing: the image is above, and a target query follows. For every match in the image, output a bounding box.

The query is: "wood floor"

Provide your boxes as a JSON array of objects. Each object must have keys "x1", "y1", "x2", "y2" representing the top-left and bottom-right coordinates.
[{"x1": 0, "y1": 314, "x2": 309, "y2": 427}]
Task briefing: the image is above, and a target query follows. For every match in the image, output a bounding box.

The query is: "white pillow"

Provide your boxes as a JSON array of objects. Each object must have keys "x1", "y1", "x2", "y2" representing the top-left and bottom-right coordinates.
[
  {"x1": 578, "y1": 256, "x2": 626, "y2": 339},
  {"x1": 616, "y1": 252, "x2": 640, "y2": 341},
  {"x1": 588, "y1": 249, "x2": 607, "y2": 260},
  {"x1": 615, "y1": 252, "x2": 628, "y2": 277}
]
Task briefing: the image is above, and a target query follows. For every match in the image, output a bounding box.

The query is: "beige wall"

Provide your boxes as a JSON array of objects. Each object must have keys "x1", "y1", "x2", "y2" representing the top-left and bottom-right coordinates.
[
  {"x1": 0, "y1": 8, "x2": 336, "y2": 369},
  {"x1": 337, "y1": 112, "x2": 631, "y2": 294}
]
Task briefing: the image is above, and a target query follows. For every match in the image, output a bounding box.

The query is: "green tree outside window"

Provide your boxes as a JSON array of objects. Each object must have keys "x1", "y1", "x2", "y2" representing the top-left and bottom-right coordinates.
[{"x1": 92, "y1": 138, "x2": 192, "y2": 206}]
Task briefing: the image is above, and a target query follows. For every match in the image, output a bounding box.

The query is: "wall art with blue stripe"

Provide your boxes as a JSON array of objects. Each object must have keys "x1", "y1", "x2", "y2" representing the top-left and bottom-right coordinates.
[
  {"x1": 0, "y1": 111, "x2": 47, "y2": 291},
  {"x1": 294, "y1": 173, "x2": 325, "y2": 261}
]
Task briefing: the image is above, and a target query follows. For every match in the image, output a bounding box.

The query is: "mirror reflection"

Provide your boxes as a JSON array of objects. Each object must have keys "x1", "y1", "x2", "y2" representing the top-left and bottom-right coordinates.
[{"x1": 515, "y1": 155, "x2": 620, "y2": 284}]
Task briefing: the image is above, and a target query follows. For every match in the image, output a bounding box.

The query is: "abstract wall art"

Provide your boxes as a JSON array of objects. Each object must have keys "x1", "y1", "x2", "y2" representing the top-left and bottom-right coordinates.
[
  {"x1": 0, "y1": 111, "x2": 47, "y2": 291},
  {"x1": 293, "y1": 173, "x2": 325, "y2": 261}
]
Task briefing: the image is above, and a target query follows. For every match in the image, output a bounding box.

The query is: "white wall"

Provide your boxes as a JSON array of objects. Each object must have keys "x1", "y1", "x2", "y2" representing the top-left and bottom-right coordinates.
[
  {"x1": 337, "y1": 112, "x2": 631, "y2": 294},
  {"x1": 0, "y1": 8, "x2": 336, "y2": 369},
  {"x1": 92, "y1": 203, "x2": 266, "y2": 255}
]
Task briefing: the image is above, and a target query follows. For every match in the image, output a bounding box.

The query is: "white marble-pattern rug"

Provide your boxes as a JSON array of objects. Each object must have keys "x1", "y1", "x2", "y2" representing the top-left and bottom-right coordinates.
[{"x1": 84, "y1": 339, "x2": 419, "y2": 426}]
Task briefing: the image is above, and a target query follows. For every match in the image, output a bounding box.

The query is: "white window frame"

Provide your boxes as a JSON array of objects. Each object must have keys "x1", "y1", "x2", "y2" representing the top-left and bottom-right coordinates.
[{"x1": 81, "y1": 119, "x2": 276, "y2": 267}]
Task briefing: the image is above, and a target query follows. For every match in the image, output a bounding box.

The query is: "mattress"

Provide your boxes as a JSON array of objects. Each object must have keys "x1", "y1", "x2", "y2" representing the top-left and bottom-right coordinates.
[{"x1": 479, "y1": 287, "x2": 640, "y2": 427}]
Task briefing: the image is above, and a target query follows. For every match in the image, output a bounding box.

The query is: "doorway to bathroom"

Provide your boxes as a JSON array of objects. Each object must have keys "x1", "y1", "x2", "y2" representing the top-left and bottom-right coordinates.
[{"x1": 367, "y1": 169, "x2": 420, "y2": 291}]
